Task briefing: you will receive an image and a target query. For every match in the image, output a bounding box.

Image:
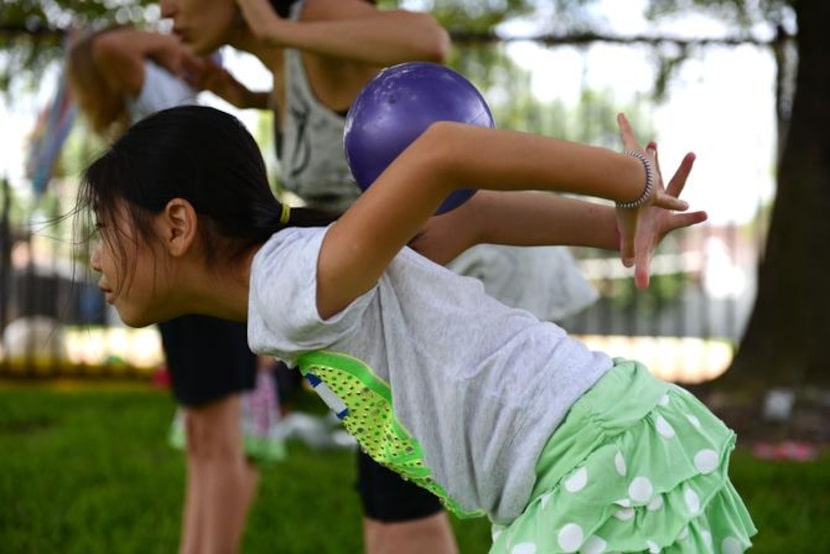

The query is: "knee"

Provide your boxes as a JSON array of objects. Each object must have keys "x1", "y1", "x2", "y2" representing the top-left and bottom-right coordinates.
[
  {"x1": 184, "y1": 402, "x2": 242, "y2": 460},
  {"x1": 363, "y1": 513, "x2": 458, "y2": 554}
]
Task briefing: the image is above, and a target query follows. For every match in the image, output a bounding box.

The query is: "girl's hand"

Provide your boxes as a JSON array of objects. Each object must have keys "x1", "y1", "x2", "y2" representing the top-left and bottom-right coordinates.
[
  {"x1": 236, "y1": 0, "x2": 286, "y2": 44},
  {"x1": 616, "y1": 113, "x2": 708, "y2": 288}
]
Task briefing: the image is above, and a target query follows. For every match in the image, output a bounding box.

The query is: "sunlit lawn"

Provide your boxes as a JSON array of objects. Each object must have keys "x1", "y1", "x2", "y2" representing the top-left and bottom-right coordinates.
[{"x1": 0, "y1": 384, "x2": 828, "y2": 553}]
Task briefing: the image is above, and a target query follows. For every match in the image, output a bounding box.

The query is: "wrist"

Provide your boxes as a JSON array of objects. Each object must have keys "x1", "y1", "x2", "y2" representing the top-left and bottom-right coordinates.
[{"x1": 616, "y1": 150, "x2": 655, "y2": 209}]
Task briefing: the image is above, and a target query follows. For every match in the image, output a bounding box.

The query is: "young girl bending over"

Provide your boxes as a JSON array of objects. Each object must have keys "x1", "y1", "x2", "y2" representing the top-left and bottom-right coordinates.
[{"x1": 79, "y1": 105, "x2": 756, "y2": 553}]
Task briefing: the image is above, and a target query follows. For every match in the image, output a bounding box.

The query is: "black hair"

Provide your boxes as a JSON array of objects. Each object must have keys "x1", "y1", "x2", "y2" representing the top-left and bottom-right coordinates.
[
  {"x1": 267, "y1": 0, "x2": 376, "y2": 18},
  {"x1": 77, "y1": 105, "x2": 335, "y2": 280},
  {"x1": 267, "y1": 0, "x2": 302, "y2": 18}
]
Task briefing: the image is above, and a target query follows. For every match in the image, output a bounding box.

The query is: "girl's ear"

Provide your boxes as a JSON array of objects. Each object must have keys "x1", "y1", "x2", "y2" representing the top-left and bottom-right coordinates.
[{"x1": 161, "y1": 198, "x2": 198, "y2": 257}]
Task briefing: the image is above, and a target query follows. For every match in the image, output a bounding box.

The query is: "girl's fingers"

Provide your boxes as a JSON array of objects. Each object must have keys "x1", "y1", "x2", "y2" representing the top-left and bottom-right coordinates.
[
  {"x1": 653, "y1": 193, "x2": 689, "y2": 211},
  {"x1": 647, "y1": 141, "x2": 660, "y2": 177},
  {"x1": 665, "y1": 152, "x2": 696, "y2": 198},
  {"x1": 619, "y1": 235, "x2": 635, "y2": 267},
  {"x1": 634, "y1": 260, "x2": 651, "y2": 289},
  {"x1": 664, "y1": 210, "x2": 708, "y2": 233},
  {"x1": 617, "y1": 113, "x2": 641, "y2": 152}
]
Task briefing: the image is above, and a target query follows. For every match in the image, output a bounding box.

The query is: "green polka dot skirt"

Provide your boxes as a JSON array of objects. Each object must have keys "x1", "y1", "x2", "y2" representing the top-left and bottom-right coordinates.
[{"x1": 490, "y1": 359, "x2": 757, "y2": 553}]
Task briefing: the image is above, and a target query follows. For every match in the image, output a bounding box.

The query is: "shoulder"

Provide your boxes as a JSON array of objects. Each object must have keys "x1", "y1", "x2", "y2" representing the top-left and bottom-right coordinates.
[{"x1": 252, "y1": 227, "x2": 328, "y2": 283}]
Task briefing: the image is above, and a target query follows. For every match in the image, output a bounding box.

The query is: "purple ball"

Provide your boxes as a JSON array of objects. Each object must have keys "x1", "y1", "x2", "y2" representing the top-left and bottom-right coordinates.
[{"x1": 344, "y1": 62, "x2": 494, "y2": 214}]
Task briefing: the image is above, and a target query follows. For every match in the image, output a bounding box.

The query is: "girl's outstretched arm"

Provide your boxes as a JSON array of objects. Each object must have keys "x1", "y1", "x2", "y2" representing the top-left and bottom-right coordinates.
[
  {"x1": 317, "y1": 115, "x2": 700, "y2": 319},
  {"x1": 408, "y1": 192, "x2": 618, "y2": 266},
  {"x1": 411, "y1": 182, "x2": 705, "y2": 267}
]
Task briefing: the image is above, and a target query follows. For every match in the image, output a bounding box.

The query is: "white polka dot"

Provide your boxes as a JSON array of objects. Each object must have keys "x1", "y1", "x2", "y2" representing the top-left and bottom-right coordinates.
[
  {"x1": 677, "y1": 526, "x2": 689, "y2": 540},
  {"x1": 558, "y1": 523, "x2": 584, "y2": 552},
  {"x1": 539, "y1": 492, "x2": 553, "y2": 510},
  {"x1": 565, "y1": 467, "x2": 588, "y2": 493},
  {"x1": 647, "y1": 539, "x2": 660, "y2": 553},
  {"x1": 694, "y1": 449, "x2": 719, "y2": 474},
  {"x1": 580, "y1": 535, "x2": 607, "y2": 554},
  {"x1": 686, "y1": 414, "x2": 701, "y2": 429},
  {"x1": 614, "y1": 498, "x2": 631, "y2": 508},
  {"x1": 702, "y1": 530, "x2": 713, "y2": 548},
  {"x1": 614, "y1": 451, "x2": 627, "y2": 476},
  {"x1": 659, "y1": 394, "x2": 670, "y2": 406},
  {"x1": 656, "y1": 415, "x2": 676, "y2": 438},
  {"x1": 613, "y1": 507, "x2": 635, "y2": 521},
  {"x1": 722, "y1": 536, "x2": 743, "y2": 554},
  {"x1": 511, "y1": 542, "x2": 537, "y2": 554},
  {"x1": 628, "y1": 476, "x2": 654, "y2": 503},
  {"x1": 647, "y1": 495, "x2": 664, "y2": 511},
  {"x1": 684, "y1": 485, "x2": 701, "y2": 514}
]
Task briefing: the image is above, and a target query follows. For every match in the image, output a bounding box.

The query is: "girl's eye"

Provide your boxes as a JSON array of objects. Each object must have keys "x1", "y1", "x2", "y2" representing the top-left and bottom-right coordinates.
[{"x1": 91, "y1": 221, "x2": 107, "y2": 241}]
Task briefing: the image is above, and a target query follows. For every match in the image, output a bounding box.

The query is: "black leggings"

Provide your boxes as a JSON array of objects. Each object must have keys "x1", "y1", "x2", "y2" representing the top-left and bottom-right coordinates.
[{"x1": 356, "y1": 449, "x2": 444, "y2": 522}]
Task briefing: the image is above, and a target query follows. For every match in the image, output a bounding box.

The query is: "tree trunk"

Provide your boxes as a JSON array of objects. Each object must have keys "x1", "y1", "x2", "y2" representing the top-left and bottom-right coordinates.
[{"x1": 726, "y1": 0, "x2": 830, "y2": 387}]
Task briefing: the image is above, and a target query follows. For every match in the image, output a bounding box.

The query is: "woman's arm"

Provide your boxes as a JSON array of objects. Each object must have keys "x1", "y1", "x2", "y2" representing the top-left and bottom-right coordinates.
[
  {"x1": 92, "y1": 29, "x2": 182, "y2": 96},
  {"x1": 316, "y1": 115, "x2": 704, "y2": 319},
  {"x1": 182, "y1": 56, "x2": 271, "y2": 109},
  {"x1": 236, "y1": 0, "x2": 450, "y2": 66}
]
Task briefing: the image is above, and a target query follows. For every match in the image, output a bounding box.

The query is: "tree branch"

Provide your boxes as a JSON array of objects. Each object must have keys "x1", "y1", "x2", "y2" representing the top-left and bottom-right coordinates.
[{"x1": 449, "y1": 29, "x2": 795, "y2": 48}]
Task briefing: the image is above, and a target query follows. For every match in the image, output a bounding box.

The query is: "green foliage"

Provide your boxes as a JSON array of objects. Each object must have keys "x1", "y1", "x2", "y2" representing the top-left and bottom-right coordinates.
[
  {"x1": 0, "y1": 0, "x2": 160, "y2": 94},
  {"x1": 0, "y1": 0, "x2": 795, "y2": 97},
  {"x1": 408, "y1": 0, "x2": 537, "y2": 32},
  {"x1": 645, "y1": 0, "x2": 794, "y2": 28}
]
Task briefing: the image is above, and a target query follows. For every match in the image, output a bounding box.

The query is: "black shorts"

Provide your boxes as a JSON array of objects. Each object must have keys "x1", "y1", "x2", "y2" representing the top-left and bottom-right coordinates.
[
  {"x1": 356, "y1": 449, "x2": 444, "y2": 522},
  {"x1": 158, "y1": 314, "x2": 257, "y2": 407}
]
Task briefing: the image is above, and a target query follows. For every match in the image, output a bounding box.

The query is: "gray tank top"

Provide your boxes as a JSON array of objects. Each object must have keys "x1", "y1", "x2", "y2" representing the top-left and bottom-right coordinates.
[{"x1": 275, "y1": 1, "x2": 362, "y2": 212}]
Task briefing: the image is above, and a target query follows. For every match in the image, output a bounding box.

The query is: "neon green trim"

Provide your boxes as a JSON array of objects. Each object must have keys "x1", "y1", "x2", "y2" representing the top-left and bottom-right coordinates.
[
  {"x1": 298, "y1": 350, "x2": 392, "y2": 402},
  {"x1": 297, "y1": 350, "x2": 484, "y2": 519}
]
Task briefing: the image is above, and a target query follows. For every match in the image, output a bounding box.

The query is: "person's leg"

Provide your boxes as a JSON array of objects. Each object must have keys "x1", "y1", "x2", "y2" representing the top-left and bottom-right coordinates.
[
  {"x1": 160, "y1": 315, "x2": 260, "y2": 554},
  {"x1": 363, "y1": 513, "x2": 458, "y2": 554},
  {"x1": 180, "y1": 394, "x2": 259, "y2": 554},
  {"x1": 357, "y1": 450, "x2": 459, "y2": 554},
  {"x1": 179, "y1": 447, "x2": 203, "y2": 554}
]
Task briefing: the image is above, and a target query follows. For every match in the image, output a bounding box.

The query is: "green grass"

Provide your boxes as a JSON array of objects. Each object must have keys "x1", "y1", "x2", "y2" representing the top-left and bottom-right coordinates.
[{"x1": 0, "y1": 385, "x2": 827, "y2": 553}]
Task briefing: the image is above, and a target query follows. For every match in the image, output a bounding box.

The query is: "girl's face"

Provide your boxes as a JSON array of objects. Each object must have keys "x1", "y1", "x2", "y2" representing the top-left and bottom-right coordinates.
[
  {"x1": 160, "y1": 0, "x2": 237, "y2": 55},
  {"x1": 90, "y1": 206, "x2": 180, "y2": 328}
]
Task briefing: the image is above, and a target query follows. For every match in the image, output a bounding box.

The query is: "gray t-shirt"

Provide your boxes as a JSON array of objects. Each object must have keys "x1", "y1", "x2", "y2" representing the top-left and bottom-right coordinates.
[{"x1": 247, "y1": 226, "x2": 612, "y2": 523}]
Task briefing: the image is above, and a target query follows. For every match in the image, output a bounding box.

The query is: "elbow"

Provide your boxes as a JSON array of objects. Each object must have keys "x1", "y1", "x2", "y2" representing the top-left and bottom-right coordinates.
[
  {"x1": 247, "y1": 23, "x2": 271, "y2": 44},
  {"x1": 428, "y1": 25, "x2": 452, "y2": 63},
  {"x1": 417, "y1": 121, "x2": 462, "y2": 189},
  {"x1": 90, "y1": 33, "x2": 120, "y2": 66},
  {"x1": 410, "y1": 13, "x2": 452, "y2": 63}
]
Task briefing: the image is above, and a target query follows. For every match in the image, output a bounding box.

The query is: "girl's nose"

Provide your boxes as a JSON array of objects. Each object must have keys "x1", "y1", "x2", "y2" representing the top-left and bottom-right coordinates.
[{"x1": 90, "y1": 243, "x2": 102, "y2": 272}]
